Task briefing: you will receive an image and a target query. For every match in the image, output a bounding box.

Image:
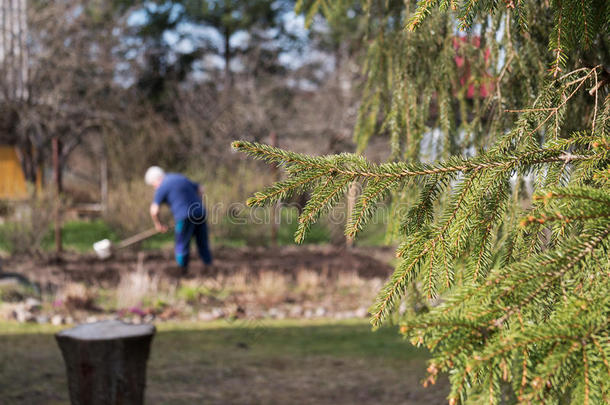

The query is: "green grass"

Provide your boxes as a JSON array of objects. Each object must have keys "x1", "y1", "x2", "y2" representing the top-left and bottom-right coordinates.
[
  {"x1": 154, "y1": 318, "x2": 426, "y2": 360},
  {"x1": 141, "y1": 231, "x2": 175, "y2": 250},
  {"x1": 0, "y1": 204, "x2": 391, "y2": 255},
  {"x1": 140, "y1": 209, "x2": 332, "y2": 250},
  {"x1": 0, "y1": 319, "x2": 447, "y2": 405},
  {"x1": 43, "y1": 220, "x2": 119, "y2": 252},
  {"x1": 0, "y1": 220, "x2": 119, "y2": 254},
  {"x1": 217, "y1": 206, "x2": 331, "y2": 247}
]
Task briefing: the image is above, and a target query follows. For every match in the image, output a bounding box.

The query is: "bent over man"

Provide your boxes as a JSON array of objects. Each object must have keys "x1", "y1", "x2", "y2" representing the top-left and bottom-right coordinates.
[{"x1": 145, "y1": 166, "x2": 212, "y2": 273}]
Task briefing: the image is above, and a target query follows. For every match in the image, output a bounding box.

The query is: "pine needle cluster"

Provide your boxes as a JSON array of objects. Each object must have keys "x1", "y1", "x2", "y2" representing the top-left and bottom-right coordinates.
[
  {"x1": 233, "y1": 67, "x2": 609, "y2": 403},
  {"x1": 234, "y1": 1, "x2": 609, "y2": 403}
]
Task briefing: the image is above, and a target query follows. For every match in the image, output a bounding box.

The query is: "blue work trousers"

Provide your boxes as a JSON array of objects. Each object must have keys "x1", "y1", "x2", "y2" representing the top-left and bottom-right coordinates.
[{"x1": 174, "y1": 218, "x2": 212, "y2": 267}]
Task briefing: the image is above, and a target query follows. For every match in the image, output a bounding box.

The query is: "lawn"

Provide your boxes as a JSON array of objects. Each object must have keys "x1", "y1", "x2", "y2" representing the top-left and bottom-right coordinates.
[
  {"x1": 0, "y1": 206, "x2": 390, "y2": 255},
  {"x1": 0, "y1": 319, "x2": 448, "y2": 404},
  {"x1": 0, "y1": 220, "x2": 120, "y2": 254}
]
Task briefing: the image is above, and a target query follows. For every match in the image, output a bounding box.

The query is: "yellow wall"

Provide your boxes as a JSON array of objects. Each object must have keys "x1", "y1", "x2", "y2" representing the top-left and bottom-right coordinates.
[{"x1": 0, "y1": 146, "x2": 41, "y2": 200}]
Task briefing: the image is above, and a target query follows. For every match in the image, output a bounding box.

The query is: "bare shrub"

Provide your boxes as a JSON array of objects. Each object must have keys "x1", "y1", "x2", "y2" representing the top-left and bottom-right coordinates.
[
  {"x1": 105, "y1": 106, "x2": 183, "y2": 182},
  {"x1": 222, "y1": 271, "x2": 248, "y2": 293},
  {"x1": 0, "y1": 200, "x2": 12, "y2": 218},
  {"x1": 256, "y1": 271, "x2": 288, "y2": 305},
  {"x1": 191, "y1": 163, "x2": 273, "y2": 240},
  {"x1": 116, "y1": 267, "x2": 159, "y2": 309},
  {"x1": 57, "y1": 282, "x2": 97, "y2": 311},
  {"x1": 296, "y1": 270, "x2": 322, "y2": 291},
  {"x1": 104, "y1": 180, "x2": 163, "y2": 236},
  {"x1": 336, "y1": 272, "x2": 366, "y2": 290},
  {"x1": 0, "y1": 193, "x2": 55, "y2": 255}
]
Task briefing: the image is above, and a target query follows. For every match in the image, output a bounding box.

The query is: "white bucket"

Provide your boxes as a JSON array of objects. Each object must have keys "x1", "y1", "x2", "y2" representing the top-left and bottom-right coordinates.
[{"x1": 93, "y1": 239, "x2": 112, "y2": 259}]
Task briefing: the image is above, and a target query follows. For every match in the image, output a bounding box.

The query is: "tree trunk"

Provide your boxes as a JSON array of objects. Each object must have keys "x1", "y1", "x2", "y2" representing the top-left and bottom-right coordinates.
[
  {"x1": 0, "y1": 0, "x2": 29, "y2": 101},
  {"x1": 56, "y1": 320, "x2": 156, "y2": 405},
  {"x1": 15, "y1": 139, "x2": 38, "y2": 187},
  {"x1": 100, "y1": 147, "x2": 108, "y2": 213},
  {"x1": 52, "y1": 136, "x2": 62, "y2": 253},
  {"x1": 223, "y1": 28, "x2": 232, "y2": 90}
]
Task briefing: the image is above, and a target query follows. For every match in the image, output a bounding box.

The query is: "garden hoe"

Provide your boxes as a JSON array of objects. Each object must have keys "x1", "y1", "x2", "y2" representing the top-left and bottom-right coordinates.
[{"x1": 93, "y1": 228, "x2": 161, "y2": 259}]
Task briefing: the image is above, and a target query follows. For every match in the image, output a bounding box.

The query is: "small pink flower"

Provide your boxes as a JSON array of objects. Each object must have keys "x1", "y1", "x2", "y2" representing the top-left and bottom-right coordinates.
[{"x1": 129, "y1": 307, "x2": 146, "y2": 316}]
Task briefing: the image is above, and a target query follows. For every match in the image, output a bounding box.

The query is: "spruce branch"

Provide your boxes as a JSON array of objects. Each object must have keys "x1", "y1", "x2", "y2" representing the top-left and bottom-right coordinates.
[
  {"x1": 295, "y1": 175, "x2": 353, "y2": 243},
  {"x1": 492, "y1": 223, "x2": 610, "y2": 326},
  {"x1": 233, "y1": 141, "x2": 595, "y2": 181},
  {"x1": 234, "y1": 2, "x2": 610, "y2": 400},
  {"x1": 246, "y1": 170, "x2": 328, "y2": 207},
  {"x1": 346, "y1": 176, "x2": 403, "y2": 238}
]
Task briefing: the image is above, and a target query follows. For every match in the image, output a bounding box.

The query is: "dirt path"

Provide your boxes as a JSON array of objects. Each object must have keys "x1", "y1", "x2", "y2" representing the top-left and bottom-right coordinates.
[{"x1": 3, "y1": 245, "x2": 395, "y2": 290}]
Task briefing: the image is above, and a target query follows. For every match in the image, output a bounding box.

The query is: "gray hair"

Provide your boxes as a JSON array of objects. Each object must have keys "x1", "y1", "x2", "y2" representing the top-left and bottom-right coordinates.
[{"x1": 144, "y1": 166, "x2": 165, "y2": 185}]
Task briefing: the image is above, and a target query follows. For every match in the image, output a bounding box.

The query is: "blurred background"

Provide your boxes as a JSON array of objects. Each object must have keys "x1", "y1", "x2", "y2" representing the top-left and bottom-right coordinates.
[{"x1": 0, "y1": 0, "x2": 387, "y2": 251}]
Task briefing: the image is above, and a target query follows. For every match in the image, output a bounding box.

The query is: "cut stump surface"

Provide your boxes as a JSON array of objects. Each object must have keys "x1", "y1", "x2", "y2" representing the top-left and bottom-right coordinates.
[{"x1": 56, "y1": 320, "x2": 156, "y2": 405}]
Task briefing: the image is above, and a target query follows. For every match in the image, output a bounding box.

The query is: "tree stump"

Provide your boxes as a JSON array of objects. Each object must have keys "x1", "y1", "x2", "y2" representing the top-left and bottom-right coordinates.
[{"x1": 56, "y1": 320, "x2": 156, "y2": 405}]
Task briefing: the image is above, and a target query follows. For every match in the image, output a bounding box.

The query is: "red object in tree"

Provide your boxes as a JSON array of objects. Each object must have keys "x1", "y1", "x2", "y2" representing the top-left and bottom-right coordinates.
[{"x1": 453, "y1": 36, "x2": 494, "y2": 99}]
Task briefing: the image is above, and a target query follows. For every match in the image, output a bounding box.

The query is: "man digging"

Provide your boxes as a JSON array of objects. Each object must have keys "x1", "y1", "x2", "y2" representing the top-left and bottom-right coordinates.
[{"x1": 145, "y1": 166, "x2": 213, "y2": 275}]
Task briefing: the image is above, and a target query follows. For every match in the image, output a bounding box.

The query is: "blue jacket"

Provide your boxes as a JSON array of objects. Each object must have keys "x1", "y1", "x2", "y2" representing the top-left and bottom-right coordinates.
[{"x1": 153, "y1": 173, "x2": 205, "y2": 221}]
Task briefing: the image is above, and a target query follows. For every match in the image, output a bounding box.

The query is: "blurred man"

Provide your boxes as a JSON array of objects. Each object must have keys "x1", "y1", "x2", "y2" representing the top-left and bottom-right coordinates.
[{"x1": 145, "y1": 166, "x2": 212, "y2": 273}]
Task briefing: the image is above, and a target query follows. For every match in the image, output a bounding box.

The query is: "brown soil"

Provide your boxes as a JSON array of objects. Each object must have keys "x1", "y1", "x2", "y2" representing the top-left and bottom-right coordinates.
[{"x1": 3, "y1": 245, "x2": 395, "y2": 290}]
